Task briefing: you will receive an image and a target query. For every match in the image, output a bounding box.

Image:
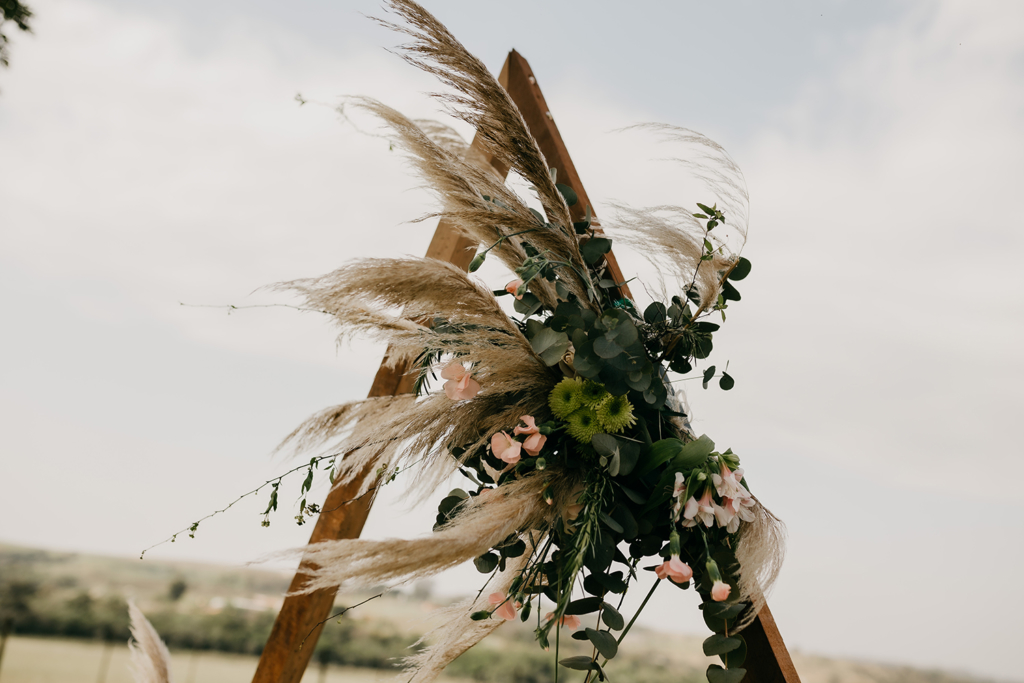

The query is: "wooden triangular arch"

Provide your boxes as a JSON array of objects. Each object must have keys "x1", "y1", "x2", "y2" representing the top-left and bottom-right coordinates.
[{"x1": 253, "y1": 50, "x2": 800, "y2": 683}]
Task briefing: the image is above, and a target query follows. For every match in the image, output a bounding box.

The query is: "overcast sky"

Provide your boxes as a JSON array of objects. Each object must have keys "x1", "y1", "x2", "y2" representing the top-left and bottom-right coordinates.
[{"x1": 1, "y1": 0, "x2": 1022, "y2": 680}]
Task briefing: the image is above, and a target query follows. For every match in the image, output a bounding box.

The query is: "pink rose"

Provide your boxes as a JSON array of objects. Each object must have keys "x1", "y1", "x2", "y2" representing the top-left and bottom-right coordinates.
[
  {"x1": 505, "y1": 279, "x2": 525, "y2": 300},
  {"x1": 654, "y1": 555, "x2": 693, "y2": 584},
  {"x1": 490, "y1": 431, "x2": 522, "y2": 465},
  {"x1": 711, "y1": 580, "x2": 732, "y2": 602},
  {"x1": 441, "y1": 361, "x2": 481, "y2": 401}
]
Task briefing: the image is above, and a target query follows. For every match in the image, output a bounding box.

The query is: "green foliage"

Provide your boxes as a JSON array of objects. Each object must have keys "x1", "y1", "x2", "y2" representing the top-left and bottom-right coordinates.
[{"x1": 0, "y1": 0, "x2": 32, "y2": 69}]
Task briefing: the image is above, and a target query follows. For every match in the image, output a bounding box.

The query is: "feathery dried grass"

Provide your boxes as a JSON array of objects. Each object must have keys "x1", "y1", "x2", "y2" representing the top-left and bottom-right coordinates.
[
  {"x1": 603, "y1": 124, "x2": 749, "y2": 308},
  {"x1": 401, "y1": 534, "x2": 536, "y2": 683},
  {"x1": 734, "y1": 498, "x2": 787, "y2": 631},
  {"x1": 376, "y1": 0, "x2": 572, "y2": 228},
  {"x1": 128, "y1": 602, "x2": 173, "y2": 683},
  {"x1": 291, "y1": 475, "x2": 558, "y2": 593},
  {"x1": 275, "y1": 257, "x2": 559, "y2": 498},
  {"x1": 344, "y1": 97, "x2": 588, "y2": 308}
]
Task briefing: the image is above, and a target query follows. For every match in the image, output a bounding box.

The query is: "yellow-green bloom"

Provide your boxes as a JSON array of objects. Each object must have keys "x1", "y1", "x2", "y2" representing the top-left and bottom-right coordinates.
[
  {"x1": 597, "y1": 394, "x2": 636, "y2": 433},
  {"x1": 549, "y1": 378, "x2": 583, "y2": 419},
  {"x1": 579, "y1": 380, "x2": 609, "y2": 407},
  {"x1": 566, "y1": 407, "x2": 601, "y2": 443}
]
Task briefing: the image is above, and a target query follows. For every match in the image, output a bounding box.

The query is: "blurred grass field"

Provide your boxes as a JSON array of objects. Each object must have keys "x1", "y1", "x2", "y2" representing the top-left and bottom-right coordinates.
[{"x1": 0, "y1": 636, "x2": 441, "y2": 683}]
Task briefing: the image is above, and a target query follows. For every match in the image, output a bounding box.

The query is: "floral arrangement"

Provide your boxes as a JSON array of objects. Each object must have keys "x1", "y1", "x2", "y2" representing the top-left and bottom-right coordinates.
[{"x1": 152, "y1": 2, "x2": 786, "y2": 682}]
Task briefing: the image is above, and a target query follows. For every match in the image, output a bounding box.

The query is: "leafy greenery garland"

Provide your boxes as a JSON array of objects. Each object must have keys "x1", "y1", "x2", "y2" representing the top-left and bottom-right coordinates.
[{"x1": 428, "y1": 187, "x2": 756, "y2": 683}]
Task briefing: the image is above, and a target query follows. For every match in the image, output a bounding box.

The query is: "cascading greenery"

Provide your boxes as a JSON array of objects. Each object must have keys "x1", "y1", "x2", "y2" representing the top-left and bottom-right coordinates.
[{"x1": 432, "y1": 188, "x2": 756, "y2": 683}]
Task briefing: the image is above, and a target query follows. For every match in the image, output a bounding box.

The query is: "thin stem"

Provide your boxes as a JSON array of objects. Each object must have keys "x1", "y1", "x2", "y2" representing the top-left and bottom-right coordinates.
[{"x1": 616, "y1": 578, "x2": 660, "y2": 646}]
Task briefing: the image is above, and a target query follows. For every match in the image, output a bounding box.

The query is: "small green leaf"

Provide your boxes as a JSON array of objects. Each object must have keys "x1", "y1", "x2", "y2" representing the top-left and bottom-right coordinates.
[
  {"x1": 529, "y1": 327, "x2": 571, "y2": 366},
  {"x1": 643, "y1": 301, "x2": 667, "y2": 324},
  {"x1": 674, "y1": 435, "x2": 715, "y2": 469},
  {"x1": 593, "y1": 336, "x2": 624, "y2": 359},
  {"x1": 470, "y1": 610, "x2": 491, "y2": 621},
  {"x1": 581, "y1": 237, "x2": 613, "y2": 265},
  {"x1": 598, "y1": 511, "x2": 624, "y2": 533},
  {"x1": 702, "y1": 366, "x2": 716, "y2": 389},
  {"x1": 585, "y1": 628, "x2": 619, "y2": 660},
  {"x1": 473, "y1": 552, "x2": 499, "y2": 573},
  {"x1": 556, "y1": 183, "x2": 579, "y2": 207},
  {"x1": 513, "y1": 292, "x2": 543, "y2": 316},
  {"x1": 727, "y1": 257, "x2": 751, "y2": 281},
  {"x1": 720, "y1": 279, "x2": 741, "y2": 301},
  {"x1": 565, "y1": 597, "x2": 603, "y2": 615},
  {"x1": 707, "y1": 664, "x2": 746, "y2": 683},
  {"x1": 702, "y1": 634, "x2": 742, "y2": 656},
  {"x1": 719, "y1": 372, "x2": 735, "y2": 391},
  {"x1": 601, "y1": 604, "x2": 625, "y2": 630}
]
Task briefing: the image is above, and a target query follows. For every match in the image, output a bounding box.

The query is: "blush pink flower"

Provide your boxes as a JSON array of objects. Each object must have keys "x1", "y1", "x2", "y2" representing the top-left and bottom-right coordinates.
[
  {"x1": 488, "y1": 592, "x2": 519, "y2": 620},
  {"x1": 490, "y1": 431, "x2": 522, "y2": 465},
  {"x1": 711, "y1": 580, "x2": 732, "y2": 602},
  {"x1": 682, "y1": 489, "x2": 716, "y2": 528},
  {"x1": 441, "y1": 361, "x2": 481, "y2": 401},
  {"x1": 544, "y1": 612, "x2": 581, "y2": 629},
  {"x1": 505, "y1": 279, "x2": 525, "y2": 300},
  {"x1": 712, "y1": 463, "x2": 748, "y2": 499},
  {"x1": 654, "y1": 555, "x2": 693, "y2": 584},
  {"x1": 514, "y1": 415, "x2": 547, "y2": 456}
]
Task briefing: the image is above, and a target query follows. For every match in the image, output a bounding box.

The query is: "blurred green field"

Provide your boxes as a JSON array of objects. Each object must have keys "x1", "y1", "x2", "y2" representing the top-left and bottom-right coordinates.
[{"x1": 0, "y1": 635, "x2": 442, "y2": 683}]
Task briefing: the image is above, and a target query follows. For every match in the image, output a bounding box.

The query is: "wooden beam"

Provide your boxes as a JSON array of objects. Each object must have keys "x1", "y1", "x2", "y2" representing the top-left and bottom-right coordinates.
[{"x1": 254, "y1": 49, "x2": 798, "y2": 683}]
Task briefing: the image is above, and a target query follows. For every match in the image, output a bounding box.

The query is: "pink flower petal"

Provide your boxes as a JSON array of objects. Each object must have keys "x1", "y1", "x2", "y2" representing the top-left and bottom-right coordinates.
[
  {"x1": 505, "y1": 279, "x2": 525, "y2": 300},
  {"x1": 711, "y1": 580, "x2": 731, "y2": 602},
  {"x1": 523, "y1": 432, "x2": 546, "y2": 456},
  {"x1": 440, "y1": 361, "x2": 467, "y2": 381},
  {"x1": 513, "y1": 415, "x2": 538, "y2": 436}
]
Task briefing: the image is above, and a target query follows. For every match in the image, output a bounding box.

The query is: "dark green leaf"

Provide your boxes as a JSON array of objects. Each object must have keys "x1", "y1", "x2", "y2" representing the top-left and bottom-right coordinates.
[
  {"x1": 704, "y1": 602, "x2": 746, "y2": 620},
  {"x1": 473, "y1": 553, "x2": 499, "y2": 573},
  {"x1": 601, "y1": 604, "x2": 625, "y2": 630},
  {"x1": 565, "y1": 597, "x2": 603, "y2": 615},
  {"x1": 707, "y1": 664, "x2": 746, "y2": 683},
  {"x1": 581, "y1": 237, "x2": 613, "y2": 265},
  {"x1": 571, "y1": 630, "x2": 590, "y2": 640},
  {"x1": 721, "y1": 634, "x2": 747, "y2": 668},
  {"x1": 513, "y1": 292, "x2": 543, "y2": 317},
  {"x1": 674, "y1": 435, "x2": 715, "y2": 470},
  {"x1": 702, "y1": 366, "x2": 716, "y2": 390},
  {"x1": 598, "y1": 511, "x2": 624, "y2": 534},
  {"x1": 727, "y1": 257, "x2": 751, "y2": 281},
  {"x1": 719, "y1": 372, "x2": 735, "y2": 391},
  {"x1": 556, "y1": 183, "x2": 579, "y2": 207},
  {"x1": 593, "y1": 335, "x2": 624, "y2": 359},
  {"x1": 559, "y1": 656, "x2": 605, "y2": 680},
  {"x1": 529, "y1": 208, "x2": 545, "y2": 224},
  {"x1": 591, "y1": 433, "x2": 619, "y2": 457},
  {"x1": 703, "y1": 634, "x2": 742, "y2": 656},
  {"x1": 644, "y1": 301, "x2": 667, "y2": 324},
  {"x1": 720, "y1": 279, "x2": 741, "y2": 301},
  {"x1": 585, "y1": 628, "x2": 619, "y2": 660},
  {"x1": 574, "y1": 219, "x2": 591, "y2": 234},
  {"x1": 530, "y1": 327, "x2": 571, "y2": 366},
  {"x1": 470, "y1": 610, "x2": 491, "y2": 621}
]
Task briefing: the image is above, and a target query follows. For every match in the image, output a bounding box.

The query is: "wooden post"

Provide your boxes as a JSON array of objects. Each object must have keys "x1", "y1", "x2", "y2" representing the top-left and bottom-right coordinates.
[{"x1": 253, "y1": 50, "x2": 799, "y2": 683}]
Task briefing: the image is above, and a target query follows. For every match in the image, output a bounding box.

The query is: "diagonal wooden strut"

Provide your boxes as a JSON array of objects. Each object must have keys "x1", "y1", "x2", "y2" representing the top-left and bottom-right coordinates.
[{"x1": 253, "y1": 49, "x2": 799, "y2": 683}]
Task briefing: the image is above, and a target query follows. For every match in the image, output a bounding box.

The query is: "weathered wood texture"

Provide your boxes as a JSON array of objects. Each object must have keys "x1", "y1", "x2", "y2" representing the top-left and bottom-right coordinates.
[{"x1": 253, "y1": 50, "x2": 798, "y2": 683}]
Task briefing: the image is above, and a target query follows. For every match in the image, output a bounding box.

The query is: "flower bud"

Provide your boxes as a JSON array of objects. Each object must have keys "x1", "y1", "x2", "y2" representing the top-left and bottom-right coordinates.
[{"x1": 469, "y1": 252, "x2": 486, "y2": 272}]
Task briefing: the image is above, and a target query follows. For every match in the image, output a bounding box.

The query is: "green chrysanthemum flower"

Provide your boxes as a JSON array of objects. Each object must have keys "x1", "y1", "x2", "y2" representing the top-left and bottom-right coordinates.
[
  {"x1": 549, "y1": 378, "x2": 583, "y2": 419},
  {"x1": 566, "y1": 407, "x2": 602, "y2": 443},
  {"x1": 579, "y1": 380, "x2": 610, "y2": 407},
  {"x1": 597, "y1": 394, "x2": 636, "y2": 433}
]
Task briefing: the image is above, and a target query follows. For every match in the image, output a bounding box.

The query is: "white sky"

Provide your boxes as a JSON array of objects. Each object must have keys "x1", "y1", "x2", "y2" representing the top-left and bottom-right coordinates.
[{"x1": 1, "y1": 0, "x2": 1022, "y2": 680}]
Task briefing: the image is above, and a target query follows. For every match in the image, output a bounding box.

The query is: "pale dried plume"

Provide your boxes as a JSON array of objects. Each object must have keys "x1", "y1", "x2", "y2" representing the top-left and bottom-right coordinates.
[
  {"x1": 291, "y1": 475, "x2": 555, "y2": 593},
  {"x1": 127, "y1": 601, "x2": 173, "y2": 683},
  {"x1": 733, "y1": 498, "x2": 786, "y2": 631},
  {"x1": 400, "y1": 535, "x2": 536, "y2": 683}
]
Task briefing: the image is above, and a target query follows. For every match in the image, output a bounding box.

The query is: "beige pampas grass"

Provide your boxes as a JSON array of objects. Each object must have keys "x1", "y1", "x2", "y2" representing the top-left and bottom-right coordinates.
[
  {"x1": 127, "y1": 601, "x2": 173, "y2": 683},
  {"x1": 291, "y1": 475, "x2": 558, "y2": 594},
  {"x1": 401, "y1": 535, "x2": 536, "y2": 683},
  {"x1": 274, "y1": 257, "x2": 561, "y2": 499},
  {"x1": 734, "y1": 499, "x2": 787, "y2": 630}
]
